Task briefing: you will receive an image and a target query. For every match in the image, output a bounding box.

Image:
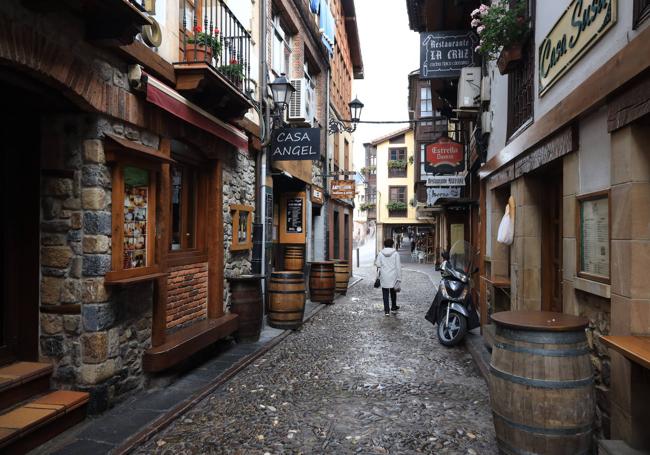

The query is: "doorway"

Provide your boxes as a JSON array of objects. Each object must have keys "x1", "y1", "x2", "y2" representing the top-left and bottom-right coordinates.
[
  {"x1": 0, "y1": 102, "x2": 41, "y2": 364},
  {"x1": 541, "y1": 165, "x2": 563, "y2": 312}
]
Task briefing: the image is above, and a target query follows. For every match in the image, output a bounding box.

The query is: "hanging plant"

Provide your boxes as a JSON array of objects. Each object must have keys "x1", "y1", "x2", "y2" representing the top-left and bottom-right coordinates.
[
  {"x1": 409, "y1": 197, "x2": 417, "y2": 207},
  {"x1": 359, "y1": 202, "x2": 376, "y2": 211},
  {"x1": 408, "y1": 156, "x2": 414, "y2": 165},
  {"x1": 470, "y1": 2, "x2": 528, "y2": 60},
  {"x1": 387, "y1": 160, "x2": 407, "y2": 169},
  {"x1": 386, "y1": 201, "x2": 407, "y2": 211}
]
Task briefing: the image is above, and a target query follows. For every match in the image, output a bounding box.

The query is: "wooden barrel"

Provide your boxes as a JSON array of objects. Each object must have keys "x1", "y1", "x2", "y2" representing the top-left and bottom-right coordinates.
[
  {"x1": 284, "y1": 245, "x2": 304, "y2": 271},
  {"x1": 308, "y1": 262, "x2": 335, "y2": 304},
  {"x1": 268, "y1": 271, "x2": 305, "y2": 329},
  {"x1": 334, "y1": 261, "x2": 349, "y2": 295},
  {"x1": 228, "y1": 275, "x2": 263, "y2": 341},
  {"x1": 489, "y1": 311, "x2": 594, "y2": 455}
]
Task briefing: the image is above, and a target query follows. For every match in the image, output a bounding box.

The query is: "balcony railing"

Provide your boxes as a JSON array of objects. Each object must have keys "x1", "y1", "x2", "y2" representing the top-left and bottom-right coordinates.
[
  {"x1": 388, "y1": 167, "x2": 407, "y2": 178},
  {"x1": 179, "y1": 0, "x2": 251, "y2": 94}
]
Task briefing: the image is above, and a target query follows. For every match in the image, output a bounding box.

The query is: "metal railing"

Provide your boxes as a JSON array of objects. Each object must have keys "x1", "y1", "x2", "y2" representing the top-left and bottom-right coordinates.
[{"x1": 179, "y1": 0, "x2": 251, "y2": 95}]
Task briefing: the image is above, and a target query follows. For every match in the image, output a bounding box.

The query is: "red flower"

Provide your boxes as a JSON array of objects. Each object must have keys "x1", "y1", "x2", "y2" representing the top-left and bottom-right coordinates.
[
  {"x1": 230, "y1": 58, "x2": 238, "y2": 65},
  {"x1": 214, "y1": 27, "x2": 220, "y2": 35},
  {"x1": 193, "y1": 25, "x2": 202, "y2": 33}
]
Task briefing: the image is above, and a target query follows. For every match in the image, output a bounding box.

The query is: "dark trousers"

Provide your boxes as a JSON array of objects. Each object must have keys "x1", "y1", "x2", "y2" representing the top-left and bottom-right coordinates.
[{"x1": 382, "y1": 288, "x2": 397, "y2": 313}]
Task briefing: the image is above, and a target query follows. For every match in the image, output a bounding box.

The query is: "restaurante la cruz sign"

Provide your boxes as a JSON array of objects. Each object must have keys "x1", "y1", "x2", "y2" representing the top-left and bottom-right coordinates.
[{"x1": 538, "y1": 0, "x2": 617, "y2": 96}]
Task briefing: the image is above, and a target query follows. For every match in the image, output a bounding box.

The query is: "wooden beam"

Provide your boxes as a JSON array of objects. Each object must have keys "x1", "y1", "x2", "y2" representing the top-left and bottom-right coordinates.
[
  {"x1": 479, "y1": 25, "x2": 650, "y2": 179},
  {"x1": 208, "y1": 159, "x2": 224, "y2": 319},
  {"x1": 117, "y1": 41, "x2": 176, "y2": 86}
]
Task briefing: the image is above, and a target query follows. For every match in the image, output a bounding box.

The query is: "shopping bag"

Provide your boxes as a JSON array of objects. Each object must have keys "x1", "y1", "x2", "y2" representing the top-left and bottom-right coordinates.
[{"x1": 497, "y1": 204, "x2": 514, "y2": 245}]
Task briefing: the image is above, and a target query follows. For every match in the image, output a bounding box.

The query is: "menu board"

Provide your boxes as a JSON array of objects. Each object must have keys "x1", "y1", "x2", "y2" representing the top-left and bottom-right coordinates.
[
  {"x1": 123, "y1": 166, "x2": 149, "y2": 269},
  {"x1": 580, "y1": 197, "x2": 609, "y2": 277},
  {"x1": 238, "y1": 210, "x2": 249, "y2": 242},
  {"x1": 286, "y1": 198, "x2": 303, "y2": 233}
]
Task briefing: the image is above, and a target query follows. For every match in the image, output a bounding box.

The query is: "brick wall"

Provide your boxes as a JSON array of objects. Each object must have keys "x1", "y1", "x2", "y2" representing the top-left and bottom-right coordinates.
[{"x1": 166, "y1": 263, "x2": 209, "y2": 330}]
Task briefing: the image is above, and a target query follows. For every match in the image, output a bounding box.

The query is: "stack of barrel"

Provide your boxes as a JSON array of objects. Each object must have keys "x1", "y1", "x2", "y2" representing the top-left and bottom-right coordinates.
[{"x1": 267, "y1": 245, "x2": 306, "y2": 330}]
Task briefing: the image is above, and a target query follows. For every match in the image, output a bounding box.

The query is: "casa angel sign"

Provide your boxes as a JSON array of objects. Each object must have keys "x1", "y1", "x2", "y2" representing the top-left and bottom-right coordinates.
[
  {"x1": 270, "y1": 128, "x2": 320, "y2": 161},
  {"x1": 424, "y1": 137, "x2": 465, "y2": 174}
]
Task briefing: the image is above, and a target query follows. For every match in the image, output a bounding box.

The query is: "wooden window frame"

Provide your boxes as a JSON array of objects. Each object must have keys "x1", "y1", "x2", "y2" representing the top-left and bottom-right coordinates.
[
  {"x1": 575, "y1": 189, "x2": 611, "y2": 285},
  {"x1": 106, "y1": 159, "x2": 161, "y2": 282},
  {"x1": 230, "y1": 204, "x2": 254, "y2": 251},
  {"x1": 389, "y1": 186, "x2": 407, "y2": 203}
]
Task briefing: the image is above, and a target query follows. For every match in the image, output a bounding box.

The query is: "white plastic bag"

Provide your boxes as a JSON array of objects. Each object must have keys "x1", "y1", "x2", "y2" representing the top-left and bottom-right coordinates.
[{"x1": 497, "y1": 205, "x2": 514, "y2": 245}]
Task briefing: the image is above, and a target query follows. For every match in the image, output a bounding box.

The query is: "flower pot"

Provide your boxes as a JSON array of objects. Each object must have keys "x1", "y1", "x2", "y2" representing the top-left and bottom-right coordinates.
[
  {"x1": 497, "y1": 43, "x2": 523, "y2": 75},
  {"x1": 184, "y1": 43, "x2": 213, "y2": 63}
]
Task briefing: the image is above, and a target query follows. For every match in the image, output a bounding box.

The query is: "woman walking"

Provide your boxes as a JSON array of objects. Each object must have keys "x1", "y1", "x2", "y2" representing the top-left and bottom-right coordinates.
[{"x1": 375, "y1": 238, "x2": 402, "y2": 316}]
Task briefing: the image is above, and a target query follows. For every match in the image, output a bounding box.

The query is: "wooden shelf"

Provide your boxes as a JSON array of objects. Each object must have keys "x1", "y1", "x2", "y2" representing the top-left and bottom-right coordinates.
[
  {"x1": 601, "y1": 336, "x2": 650, "y2": 370},
  {"x1": 481, "y1": 275, "x2": 511, "y2": 288},
  {"x1": 104, "y1": 272, "x2": 168, "y2": 286}
]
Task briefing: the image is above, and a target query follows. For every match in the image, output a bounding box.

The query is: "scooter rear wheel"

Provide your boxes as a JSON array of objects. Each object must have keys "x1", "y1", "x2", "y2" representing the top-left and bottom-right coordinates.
[{"x1": 437, "y1": 311, "x2": 467, "y2": 347}]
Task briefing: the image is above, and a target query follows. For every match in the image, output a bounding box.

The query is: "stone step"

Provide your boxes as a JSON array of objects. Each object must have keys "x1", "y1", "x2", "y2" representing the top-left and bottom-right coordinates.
[
  {"x1": 0, "y1": 390, "x2": 89, "y2": 454},
  {"x1": 0, "y1": 361, "x2": 52, "y2": 411}
]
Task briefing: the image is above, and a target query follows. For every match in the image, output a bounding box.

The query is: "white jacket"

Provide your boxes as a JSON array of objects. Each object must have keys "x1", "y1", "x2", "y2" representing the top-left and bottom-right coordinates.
[{"x1": 374, "y1": 247, "x2": 402, "y2": 288}]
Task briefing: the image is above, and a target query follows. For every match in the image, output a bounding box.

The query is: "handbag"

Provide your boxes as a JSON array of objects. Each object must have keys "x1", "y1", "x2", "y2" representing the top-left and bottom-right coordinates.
[
  {"x1": 394, "y1": 281, "x2": 401, "y2": 293},
  {"x1": 374, "y1": 269, "x2": 381, "y2": 288}
]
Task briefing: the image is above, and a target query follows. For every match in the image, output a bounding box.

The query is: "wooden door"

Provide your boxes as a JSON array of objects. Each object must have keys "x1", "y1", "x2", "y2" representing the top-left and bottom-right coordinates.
[
  {"x1": 542, "y1": 170, "x2": 563, "y2": 313},
  {"x1": 0, "y1": 113, "x2": 40, "y2": 364}
]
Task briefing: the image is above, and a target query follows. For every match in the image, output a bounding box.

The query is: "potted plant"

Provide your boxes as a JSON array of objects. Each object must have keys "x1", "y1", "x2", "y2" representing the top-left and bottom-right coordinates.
[
  {"x1": 186, "y1": 26, "x2": 222, "y2": 63},
  {"x1": 219, "y1": 59, "x2": 245, "y2": 84},
  {"x1": 387, "y1": 160, "x2": 407, "y2": 169},
  {"x1": 470, "y1": 2, "x2": 529, "y2": 75},
  {"x1": 359, "y1": 202, "x2": 376, "y2": 211},
  {"x1": 386, "y1": 201, "x2": 407, "y2": 211}
]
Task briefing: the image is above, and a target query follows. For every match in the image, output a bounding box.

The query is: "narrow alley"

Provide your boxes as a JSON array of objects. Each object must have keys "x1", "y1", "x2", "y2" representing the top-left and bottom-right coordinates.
[{"x1": 133, "y1": 264, "x2": 497, "y2": 454}]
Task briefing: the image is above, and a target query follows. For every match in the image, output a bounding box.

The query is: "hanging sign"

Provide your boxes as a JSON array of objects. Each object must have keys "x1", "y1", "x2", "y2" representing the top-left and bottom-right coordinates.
[
  {"x1": 426, "y1": 187, "x2": 461, "y2": 207},
  {"x1": 420, "y1": 31, "x2": 477, "y2": 79},
  {"x1": 538, "y1": 0, "x2": 617, "y2": 96},
  {"x1": 270, "y1": 128, "x2": 320, "y2": 161},
  {"x1": 425, "y1": 137, "x2": 465, "y2": 173},
  {"x1": 425, "y1": 175, "x2": 466, "y2": 187},
  {"x1": 311, "y1": 186, "x2": 324, "y2": 205},
  {"x1": 330, "y1": 180, "x2": 355, "y2": 199}
]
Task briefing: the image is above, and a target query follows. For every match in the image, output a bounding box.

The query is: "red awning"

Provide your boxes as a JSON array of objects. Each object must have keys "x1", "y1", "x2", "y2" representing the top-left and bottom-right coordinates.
[{"x1": 145, "y1": 75, "x2": 248, "y2": 150}]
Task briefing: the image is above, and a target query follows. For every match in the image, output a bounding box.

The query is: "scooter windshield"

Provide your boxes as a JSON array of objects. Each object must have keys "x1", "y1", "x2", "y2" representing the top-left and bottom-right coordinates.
[{"x1": 448, "y1": 240, "x2": 478, "y2": 275}]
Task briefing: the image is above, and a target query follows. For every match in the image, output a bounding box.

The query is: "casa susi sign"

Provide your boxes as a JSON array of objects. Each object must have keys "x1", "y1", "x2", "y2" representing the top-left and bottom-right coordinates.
[
  {"x1": 330, "y1": 180, "x2": 355, "y2": 199},
  {"x1": 425, "y1": 137, "x2": 465, "y2": 173},
  {"x1": 538, "y1": 0, "x2": 617, "y2": 96},
  {"x1": 420, "y1": 31, "x2": 477, "y2": 79},
  {"x1": 425, "y1": 175, "x2": 466, "y2": 187},
  {"x1": 270, "y1": 128, "x2": 320, "y2": 161}
]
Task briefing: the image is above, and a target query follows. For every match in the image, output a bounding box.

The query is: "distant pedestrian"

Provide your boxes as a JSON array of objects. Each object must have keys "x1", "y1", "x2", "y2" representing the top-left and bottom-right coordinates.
[{"x1": 375, "y1": 238, "x2": 402, "y2": 316}]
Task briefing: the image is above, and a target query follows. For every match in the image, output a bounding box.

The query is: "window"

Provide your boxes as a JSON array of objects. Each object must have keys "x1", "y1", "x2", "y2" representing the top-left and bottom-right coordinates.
[
  {"x1": 389, "y1": 148, "x2": 407, "y2": 177},
  {"x1": 272, "y1": 16, "x2": 291, "y2": 76},
  {"x1": 576, "y1": 191, "x2": 610, "y2": 283},
  {"x1": 389, "y1": 148, "x2": 406, "y2": 161},
  {"x1": 507, "y1": 2, "x2": 535, "y2": 138},
  {"x1": 420, "y1": 86, "x2": 433, "y2": 117},
  {"x1": 170, "y1": 163, "x2": 198, "y2": 250},
  {"x1": 231, "y1": 205, "x2": 254, "y2": 251},
  {"x1": 634, "y1": 0, "x2": 650, "y2": 28},
  {"x1": 389, "y1": 186, "x2": 407, "y2": 203}
]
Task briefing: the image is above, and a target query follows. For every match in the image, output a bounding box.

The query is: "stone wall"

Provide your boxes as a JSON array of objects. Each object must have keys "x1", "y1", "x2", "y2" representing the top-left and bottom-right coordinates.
[
  {"x1": 40, "y1": 115, "x2": 158, "y2": 413},
  {"x1": 222, "y1": 150, "x2": 256, "y2": 311}
]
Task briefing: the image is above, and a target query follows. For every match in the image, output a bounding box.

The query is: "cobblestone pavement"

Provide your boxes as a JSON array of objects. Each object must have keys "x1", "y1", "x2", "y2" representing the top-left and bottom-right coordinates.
[{"x1": 135, "y1": 267, "x2": 497, "y2": 455}]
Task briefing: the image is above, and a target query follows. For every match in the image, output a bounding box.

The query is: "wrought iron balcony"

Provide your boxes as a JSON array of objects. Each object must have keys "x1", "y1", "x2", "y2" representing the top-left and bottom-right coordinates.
[{"x1": 179, "y1": 0, "x2": 251, "y2": 95}]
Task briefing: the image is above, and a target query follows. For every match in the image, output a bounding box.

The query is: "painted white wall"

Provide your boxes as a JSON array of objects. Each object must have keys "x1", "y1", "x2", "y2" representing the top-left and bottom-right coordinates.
[
  {"x1": 578, "y1": 106, "x2": 611, "y2": 194},
  {"x1": 486, "y1": 0, "x2": 649, "y2": 160}
]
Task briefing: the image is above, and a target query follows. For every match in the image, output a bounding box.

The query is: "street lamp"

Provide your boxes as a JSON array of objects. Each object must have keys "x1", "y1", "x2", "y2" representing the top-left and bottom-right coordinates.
[
  {"x1": 328, "y1": 97, "x2": 364, "y2": 135},
  {"x1": 267, "y1": 72, "x2": 296, "y2": 129}
]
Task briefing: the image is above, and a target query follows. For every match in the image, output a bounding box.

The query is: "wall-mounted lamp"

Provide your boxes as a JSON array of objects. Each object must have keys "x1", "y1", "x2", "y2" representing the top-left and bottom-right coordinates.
[
  {"x1": 267, "y1": 72, "x2": 296, "y2": 129},
  {"x1": 328, "y1": 97, "x2": 364, "y2": 135}
]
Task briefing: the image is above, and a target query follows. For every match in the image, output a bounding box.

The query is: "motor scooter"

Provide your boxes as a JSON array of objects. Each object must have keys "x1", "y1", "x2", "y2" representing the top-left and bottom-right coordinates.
[{"x1": 425, "y1": 240, "x2": 480, "y2": 346}]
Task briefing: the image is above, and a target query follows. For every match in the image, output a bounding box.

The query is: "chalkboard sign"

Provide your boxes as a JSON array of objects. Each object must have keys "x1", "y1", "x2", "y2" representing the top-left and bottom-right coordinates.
[
  {"x1": 286, "y1": 197, "x2": 303, "y2": 233},
  {"x1": 270, "y1": 128, "x2": 320, "y2": 161},
  {"x1": 420, "y1": 31, "x2": 477, "y2": 79}
]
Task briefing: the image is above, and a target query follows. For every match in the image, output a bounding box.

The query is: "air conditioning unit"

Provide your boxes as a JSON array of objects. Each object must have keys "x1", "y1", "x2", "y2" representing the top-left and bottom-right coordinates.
[
  {"x1": 480, "y1": 75, "x2": 491, "y2": 102},
  {"x1": 288, "y1": 78, "x2": 315, "y2": 124},
  {"x1": 481, "y1": 110, "x2": 492, "y2": 134},
  {"x1": 457, "y1": 66, "x2": 481, "y2": 109}
]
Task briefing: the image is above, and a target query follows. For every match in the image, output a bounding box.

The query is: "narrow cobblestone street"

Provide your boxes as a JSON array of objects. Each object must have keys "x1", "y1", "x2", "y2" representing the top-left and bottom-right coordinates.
[{"x1": 135, "y1": 269, "x2": 497, "y2": 454}]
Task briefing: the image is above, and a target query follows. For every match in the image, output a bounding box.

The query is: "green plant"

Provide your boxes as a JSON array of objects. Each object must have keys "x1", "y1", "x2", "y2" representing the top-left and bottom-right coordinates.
[
  {"x1": 219, "y1": 59, "x2": 245, "y2": 79},
  {"x1": 386, "y1": 201, "x2": 407, "y2": 211},
  {"x1": 408, "y1": 156, "x2": 414, "y2": 165},
  {"x1": 387, "y1": 160, "x2": 407, "y2": 169},
  {"x1": 359, "y1": 202, "x2": 376, "y2": 211},
  {"x1": 187, "y1": 25, "x2": 222, "y2": 55},
  {"x1": 409, "y1": 197, "x2": 417, "y2": 207},
  {"x1": 471, "y1": 1, "x2": 528, "y2": 59}
]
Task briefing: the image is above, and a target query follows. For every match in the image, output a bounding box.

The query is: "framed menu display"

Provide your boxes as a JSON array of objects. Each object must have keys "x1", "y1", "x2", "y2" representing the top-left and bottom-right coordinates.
[
  {"x1": 577, "y1": 191, "x2": 610, "y2": 283},
  {"x1": 123, "y1": 166, "x2": 149, "y2": 269},
  {"x1": 230, "y1": 204, "x2": 254, "y2": 251},
  {"x1": 279, "y1": 192, "x2": 306, "y2": 244}
]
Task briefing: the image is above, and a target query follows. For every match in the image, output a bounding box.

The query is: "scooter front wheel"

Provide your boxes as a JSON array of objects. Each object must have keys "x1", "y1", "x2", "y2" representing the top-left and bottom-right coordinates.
[{"x1": 437, "y1": 311, "x2": 467, "y2": 347}]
